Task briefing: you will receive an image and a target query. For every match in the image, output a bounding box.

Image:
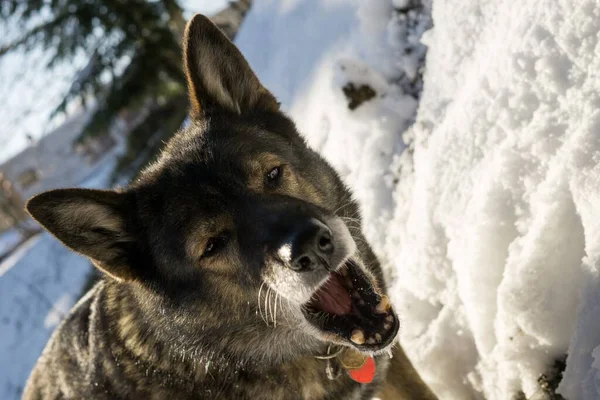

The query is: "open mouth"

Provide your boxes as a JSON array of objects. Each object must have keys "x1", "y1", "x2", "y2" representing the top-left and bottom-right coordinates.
[{"x1": 302, "y1": 260, "x2": 399, "y2": 351}]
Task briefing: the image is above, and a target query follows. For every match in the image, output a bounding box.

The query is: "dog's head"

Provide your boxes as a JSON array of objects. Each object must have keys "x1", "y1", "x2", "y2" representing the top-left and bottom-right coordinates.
[{"x1": 26, "y1": 15, "x2": 399, "y2": 357}]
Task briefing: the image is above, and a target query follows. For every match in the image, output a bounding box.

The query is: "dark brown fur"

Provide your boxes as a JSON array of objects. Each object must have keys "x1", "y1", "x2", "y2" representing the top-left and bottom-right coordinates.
[{"x1": 23, "y1": 14, "x2": 436, "y2": 400}]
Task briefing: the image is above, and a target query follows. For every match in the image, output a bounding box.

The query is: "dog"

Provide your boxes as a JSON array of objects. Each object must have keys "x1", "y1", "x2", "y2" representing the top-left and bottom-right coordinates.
[{"x1": 23, "y1": 14, "x2": 437, "y2": 400}]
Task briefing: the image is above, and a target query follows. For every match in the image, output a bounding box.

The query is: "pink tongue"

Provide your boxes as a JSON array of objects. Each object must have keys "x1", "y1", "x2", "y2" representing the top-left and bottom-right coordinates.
[{"x1": 314, "y1": 274, "x2": 352, "y2": 315}]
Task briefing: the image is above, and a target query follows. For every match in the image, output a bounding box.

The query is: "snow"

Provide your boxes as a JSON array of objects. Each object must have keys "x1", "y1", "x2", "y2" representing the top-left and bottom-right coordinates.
[
  {"x1": 384, "y1": 0, "x2": 600, "y2": 398},
  {"x1": 4, "y1": 0, "x2": 600, "y2": 398}
]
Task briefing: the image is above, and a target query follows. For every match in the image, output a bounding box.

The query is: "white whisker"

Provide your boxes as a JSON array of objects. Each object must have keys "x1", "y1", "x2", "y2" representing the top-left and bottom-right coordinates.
[
  {"x1": 258, "y1": 282, "x2": 268, "y2": 325},
  {"x1": 264, "y1": 286, "x2": 271, "y2": 327},
  {"x1": 273, "y1": 292, "x2": 278, "y2": 328}
]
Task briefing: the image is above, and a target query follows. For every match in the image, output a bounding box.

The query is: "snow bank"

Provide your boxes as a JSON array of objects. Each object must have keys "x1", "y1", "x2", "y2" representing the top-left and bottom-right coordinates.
[{"x1": 387, "y1": 0, "x2": 600, "y2": 398}]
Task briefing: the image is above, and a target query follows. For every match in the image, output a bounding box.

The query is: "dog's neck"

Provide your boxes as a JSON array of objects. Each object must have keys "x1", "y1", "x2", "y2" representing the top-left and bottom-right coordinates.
[{"x1": 101, "y1": 279, "x2": 331, "y2": 382}]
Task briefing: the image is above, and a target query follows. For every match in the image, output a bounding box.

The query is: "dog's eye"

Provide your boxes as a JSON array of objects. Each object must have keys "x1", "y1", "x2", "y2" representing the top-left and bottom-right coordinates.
[
  {"x1": 265, "y1": 166, "x2": 283, "y2": 186},
  {"x1": 202, "y1": 236, "x2": 227, "y2": 258}
]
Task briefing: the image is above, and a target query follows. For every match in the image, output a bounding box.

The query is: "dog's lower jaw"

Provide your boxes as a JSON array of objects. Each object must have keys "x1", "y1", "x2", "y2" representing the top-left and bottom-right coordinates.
[{"x1": 281, "y1": 259, "x2": 399, "y2": 354}]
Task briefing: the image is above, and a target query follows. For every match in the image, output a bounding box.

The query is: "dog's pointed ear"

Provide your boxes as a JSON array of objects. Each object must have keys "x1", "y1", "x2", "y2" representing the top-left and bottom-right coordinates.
[
  {"x1": 183, "y1": 14, "x2": 279, "y2": 118},
  {"x1": 26, "y1": 189, "x2": 137, "y2": 282}
]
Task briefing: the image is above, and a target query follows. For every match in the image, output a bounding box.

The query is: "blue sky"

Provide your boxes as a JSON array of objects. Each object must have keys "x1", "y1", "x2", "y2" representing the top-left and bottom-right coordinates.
[{"x1": 0, "y1": 0, "x2": 227, "y2": 163}]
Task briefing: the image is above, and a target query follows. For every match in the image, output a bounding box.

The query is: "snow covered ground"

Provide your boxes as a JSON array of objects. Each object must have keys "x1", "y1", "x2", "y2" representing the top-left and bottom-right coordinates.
[{"x1": 4, "y1": 0, "x2": 600, "y2": 398}]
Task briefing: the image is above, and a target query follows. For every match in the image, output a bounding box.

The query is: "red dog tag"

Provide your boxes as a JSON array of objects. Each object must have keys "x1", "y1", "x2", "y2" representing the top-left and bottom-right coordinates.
[{"x1": 347, "y1": 356, "x2": 375, "y2": 383}]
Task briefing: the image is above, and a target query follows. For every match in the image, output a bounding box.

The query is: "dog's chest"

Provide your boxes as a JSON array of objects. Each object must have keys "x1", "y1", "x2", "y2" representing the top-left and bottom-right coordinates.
[
  {"x1": 118, "y1": 359, "x2": 371, "y2": 400},
  {"x1": 114, "y1": 372, "x2": 365, "y2": 400},
  {"x1": 184, "y1": 360, "x2": 368, "y2": 400}
]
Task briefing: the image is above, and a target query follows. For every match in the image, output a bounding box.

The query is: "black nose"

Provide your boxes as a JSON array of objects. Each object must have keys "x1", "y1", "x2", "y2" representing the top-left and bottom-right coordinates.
[{"x1": 290, "y1": 218, "x2": 334, "y2": 272}]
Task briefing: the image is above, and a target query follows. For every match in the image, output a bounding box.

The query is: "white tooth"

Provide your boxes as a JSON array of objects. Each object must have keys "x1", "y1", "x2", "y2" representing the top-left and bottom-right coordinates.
[
  {"x1": 375, "y1": 295, "x2": 390, "y2": 314},
  {"x1": 367, "y1": 338, "x2": 376, "y2": 345},
  {"x1": 385, "y1": 314, "x2": 394, "y2": 322},
  {"x1": 384, "y1": 322, "x2": 392, "y2": 330},
  {"x1": 351, "y1": 329, "x2": 365, "y2": 345},
  {"x1": 375, "y1": 333, "x2": 382, "y2": 342}
]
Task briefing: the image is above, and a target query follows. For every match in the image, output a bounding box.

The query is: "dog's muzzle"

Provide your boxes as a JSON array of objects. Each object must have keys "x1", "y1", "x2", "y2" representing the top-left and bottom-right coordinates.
[{"x1": 262, "y1": 214, "x2": 399, "y2": 353}]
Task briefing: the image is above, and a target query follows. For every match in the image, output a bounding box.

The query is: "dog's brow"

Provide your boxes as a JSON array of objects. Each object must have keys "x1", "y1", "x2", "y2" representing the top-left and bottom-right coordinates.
[{"x1": 245, "y1": 152, "x2": 282, "y2": 170}]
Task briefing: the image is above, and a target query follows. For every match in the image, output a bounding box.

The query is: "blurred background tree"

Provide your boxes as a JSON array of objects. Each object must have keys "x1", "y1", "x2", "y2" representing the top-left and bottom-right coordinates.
[{"x1": 0, "y1": 0, "x2": 251, "y2": 181}]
